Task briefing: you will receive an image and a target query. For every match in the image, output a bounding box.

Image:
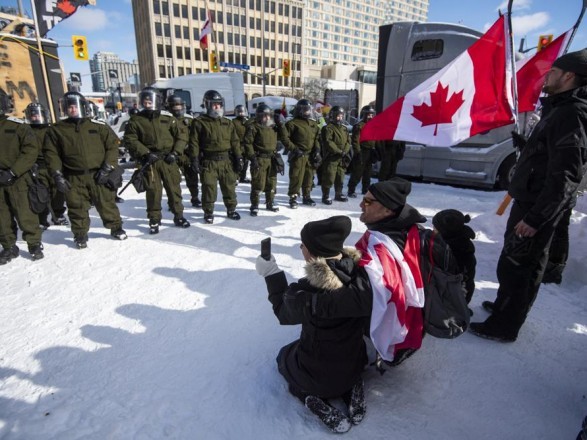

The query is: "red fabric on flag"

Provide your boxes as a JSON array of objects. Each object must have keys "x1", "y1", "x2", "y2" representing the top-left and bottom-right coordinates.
[
  {"x1": 517, "y1": 31, "x2": 571, "y2": 113},
  {"x1": 360, "y1": 16, "x2": 514, "y2": 146},
  {"x1": 200, "y1": 16, "x2": 212, "y2": 49}
]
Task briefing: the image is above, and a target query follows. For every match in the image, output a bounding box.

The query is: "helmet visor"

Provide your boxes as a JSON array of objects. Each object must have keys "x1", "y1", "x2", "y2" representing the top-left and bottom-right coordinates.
[
  {"x1": 25, "y1": 104, "x2": 49, "y2": 124},
  {"x1": 61, "y1": 95, "x2": 87, "y2": 119},
  {"x1": 139, "y1": 90, "x2": 161, "y2": 111}
]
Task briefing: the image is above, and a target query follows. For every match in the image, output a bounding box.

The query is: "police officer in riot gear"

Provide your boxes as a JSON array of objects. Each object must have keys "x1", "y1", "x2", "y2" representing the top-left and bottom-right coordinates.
[
  {"x1": 189, "y1": 90, "x2": 242, "y2": 224},
  {"x1": 166, "y1": 94, "x2": 201, "y2": 207},
  {"x1": 320, "y1": 106, "x2": 351, "y2": 204},
  {"x1": 233, "y1": 104, "x2": 250, "y2": 183},
  {"x1": 347, "y1": 105, "x2": 379, "y2": 197},
  {"x1": 44, "y1": 91, "x2": 126, "y2": 248},
  {"x1": 278, "y1": 98, "x2": 321, "y2": 208},
  {"x1": 244, "y1": 103, "x2": 280, "y2": 215},
  {"x1": 0, "y1": 89, "x2": 44, "y2": 263},
  {"x1": 25, "y1": 102, "x2": 68, "y2": 228},
  {"x1": 124, "y1": 87, "x2": 190, "y2": 234}
]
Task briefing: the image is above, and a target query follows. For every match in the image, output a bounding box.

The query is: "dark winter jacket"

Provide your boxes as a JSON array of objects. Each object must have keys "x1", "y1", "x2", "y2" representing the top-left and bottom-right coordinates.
[
  {"x1": 263, "y1": 248, "x2": 371, "y2": 398},
  {"x1": 312, "y1": 204, "x2": 461, "y2": 320},
  {"x1": 508, "y1": 85, "x2": 587, "y2": 229}
]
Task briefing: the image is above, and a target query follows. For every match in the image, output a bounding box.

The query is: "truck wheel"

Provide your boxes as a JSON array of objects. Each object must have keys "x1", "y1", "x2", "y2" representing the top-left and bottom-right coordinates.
[{"x1": 497, "y1": 154, "x2": 516, "y2": 190}]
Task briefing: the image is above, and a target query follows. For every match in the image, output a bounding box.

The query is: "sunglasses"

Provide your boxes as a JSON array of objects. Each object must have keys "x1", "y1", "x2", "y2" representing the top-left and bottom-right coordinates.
[{"x1": 362, "y1": 197, "x2": 378, "y2": 206}]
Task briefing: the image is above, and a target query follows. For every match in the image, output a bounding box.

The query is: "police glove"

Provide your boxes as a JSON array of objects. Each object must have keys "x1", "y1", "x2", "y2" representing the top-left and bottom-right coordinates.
[
  {"x1": 94, "y1": 163, "x2": 114, "y2": 186},
  {"x1": 341, "y1": 153, "x2": 352, "y2": 168},
  {"x1": 310, "y1": 149, "x2": 322, "y2": 169},
  {"x1": 164, "y1": 152, "x2": 177, "y2": 164},
  {"x1": 250, "y1": 156, "x2": 260, "y2": 172},
  {"x1": 142, "y1": 153, "x2": 160, "y2": 166},
  {"x1": 233, "y1": 156, "x2": 244, "y2": 173},
  {"x1": 53, "y1": 171, "x2": 72, "y2": 194},
  {"x1": 511, "y1": 131, "x2": 527, "y2": 150},
  {"x1": 0, "y1": 169, "x2": 16, "y2": 186},
  {"x1": 255, "y1": 255, "x2": 282, "y2": 278},
  {"x1": 190, "y1": 157, "x2": 201, "y2": 174}
]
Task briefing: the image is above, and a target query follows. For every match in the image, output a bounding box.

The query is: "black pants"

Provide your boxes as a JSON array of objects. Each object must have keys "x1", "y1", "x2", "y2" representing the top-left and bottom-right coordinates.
[{"x1": 486, "y1": 200, "x2": 564, "y2": 337}]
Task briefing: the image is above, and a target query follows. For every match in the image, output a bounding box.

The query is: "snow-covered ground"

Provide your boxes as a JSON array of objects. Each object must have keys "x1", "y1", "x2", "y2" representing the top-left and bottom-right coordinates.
[{"x1": 1, "y1": 170, "x2": 586, "y2": 440}]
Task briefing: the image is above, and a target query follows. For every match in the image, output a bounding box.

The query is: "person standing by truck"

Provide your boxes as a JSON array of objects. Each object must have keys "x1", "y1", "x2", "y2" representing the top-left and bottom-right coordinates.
[
  {"x1": 278, "y1": 98, "x2": 321, "y2": 208},
  {"x1": 189, "y1": 90, "x2": 243, "y2": 224},
  {"x1": 244, "y1": 103, "x2": 280, "y2": 215},
  {"x1": 320, "y1": 106, "x2": 351, "y2": 204},
  {"x1": 124, "y1": 87, "x2": 190, "y2": 234}
]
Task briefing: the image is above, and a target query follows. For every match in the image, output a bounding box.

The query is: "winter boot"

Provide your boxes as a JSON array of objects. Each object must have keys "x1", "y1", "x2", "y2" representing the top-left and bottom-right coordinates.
[
  {"x1": 227, "y1": 211, "x2": 241, "y2": 220},
  {"x1": 250, "y1": 205, "x2": 259, "y2": 217},
  {"x1": 191, "y1": 197, "x2": 202, "y2": 208},
  {"x1": 74, "y1": 234, "x2": 88, "y2": 249},
  {"x1": 289, "y1": 196, "x2": 298, "y2": 209},
  {"x1": 28, "y1": 243, "x2": 44, "y2": 261},
  {"x1": 266, "y1": 203, "x2": 279, "y2": 212},
  {"x1": 204, "y1": 214, "x2": 214, "y2": 224},
  {"x1": 111, "y1": 228, "x2": 128, "y2": 240},
  {"x1": 322, "y1": 195, "x2": 332, "y2": 205},
  {"x1": 302, "y1": 196, "x2": 316, "y2": 206},
  {"x1": 149, "y1": 220, "x2": 160, "y2": 235},
  {"x1": 347, "y1": 191, "x2": 357, "y2": 198},
  {"x1": 173, "y1": 216, "x2": 191, "y2": 228},
  {"x1": 481, "y1": 301, "x2": 495, "y2": 313},
  {"x1": 305, "y1": 396, "x2": 351, "y2": 434},
  {"x1": 39, "y1": 215, "x2": 50, "y2": 230},
  {"x1": 0, "y1": 245, "x2": 19, "y2": 265},
  {"x1": 53, "y1": 215, "x2": 69, "y2": 226},
  {"x1": 334, "y1": 193, "x2": 348, "y2": 202},
  {"x1": 343, "y1": 379, "x2": 366, "y2": 425}
]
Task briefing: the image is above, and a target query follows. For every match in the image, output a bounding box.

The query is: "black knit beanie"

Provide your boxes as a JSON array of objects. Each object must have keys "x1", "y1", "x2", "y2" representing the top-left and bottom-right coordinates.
[
  {"x1": 368, "y1": 177, "x2": 412, "y2": 212},
  {"x1": 432, "y1": 209, "x2": 475, "y2": 240},
  {"x1": 552, "y1": 48, "x2": 587, "y2": 76},
  {"x1": 301, "y1": 215, "x2": 352, "y2": 258}
]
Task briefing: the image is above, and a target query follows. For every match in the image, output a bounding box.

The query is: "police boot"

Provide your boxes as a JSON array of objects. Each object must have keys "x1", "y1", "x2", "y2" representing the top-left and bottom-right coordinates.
[
  {"x1": 74, "y1": 234, "x2": 88, "y2": 249},
  {"x1": 111, "y1": 228, "x2": 128, "y2": 240},
  {"x1": 191, "y1": 197, "x2": 202, "y2": 208},
  {"x1": 28, "y1": 243, "x2": 44, "y2": 261},
  {"x1": 302, "y1": 196, "x2": 316, "y2": 206},
  {"x1": 0, "y1": 245, "x2": 19, "y2": 265},
  {"x1": 289, "y1": 196, "x2": 298, "y2": 209},
  {"x1": 322, "y1": 191, "x2": 332, "y2": 205},
  {"x1": 266, "y1": 202, "x2": 279, "y2": 212},
  {"x1": 204, "y1": 214, "x2": 214, "y2": 224},
  {"x1": 334, "y1": 193, "x2": 348, "y2": 202},
  {"x1": 149, "y1": 220, "x2": 160, "y2": 235},
  {"x1": 250, "y1": 205, "x2": 259, "y2": 217},
  {"x1": 227, "y1": 211, "x2": 241, "y2": 220},
  {"x1": 173, "y1": 216, "x2": 191, "y2": 228}
]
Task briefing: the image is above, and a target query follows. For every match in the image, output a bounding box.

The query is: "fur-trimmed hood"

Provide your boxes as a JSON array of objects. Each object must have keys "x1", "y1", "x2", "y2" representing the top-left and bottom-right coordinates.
[{"x1": 304, "y1": 247, "x2": 362, "y2": 291}]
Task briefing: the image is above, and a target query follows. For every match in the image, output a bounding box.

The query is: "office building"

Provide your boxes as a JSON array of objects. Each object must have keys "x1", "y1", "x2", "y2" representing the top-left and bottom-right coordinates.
[{"x1": 89, "y1": 52, "x2": 141, "y2": 93}]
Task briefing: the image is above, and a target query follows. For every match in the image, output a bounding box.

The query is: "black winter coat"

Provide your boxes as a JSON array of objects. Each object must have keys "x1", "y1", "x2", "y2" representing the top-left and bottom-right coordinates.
[
  {"x1": 263, "y1": 249, "x2": 371, "y2": 398},
  {"x1": 508, "y1": 86, "x2": 587, "y2": 229}
]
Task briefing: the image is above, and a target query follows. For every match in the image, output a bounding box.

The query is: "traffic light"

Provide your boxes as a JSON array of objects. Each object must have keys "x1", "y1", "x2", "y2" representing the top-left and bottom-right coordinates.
[
  {"x1": 209, "y1": 51, "x2": 219, "y2": 72},
  {"x1": 282, "y1": 59, "x2": 291, "y2": 77},
  {"x1": 537, "y1": 34, "x2": 553, "y2": 52},
  {"x1": 72, "y1": 35, "x2": 88, "y2": 60}
]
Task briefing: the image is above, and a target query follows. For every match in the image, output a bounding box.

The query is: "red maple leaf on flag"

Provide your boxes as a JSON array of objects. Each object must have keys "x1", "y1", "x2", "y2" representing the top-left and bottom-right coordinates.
[{"x1": 411, "y1": 82, "x2": 465, "y2": 136}]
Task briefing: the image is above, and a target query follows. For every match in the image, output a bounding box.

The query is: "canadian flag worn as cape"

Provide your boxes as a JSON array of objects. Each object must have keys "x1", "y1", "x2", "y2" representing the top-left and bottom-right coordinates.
[
  {"x1": 517, "y1": 30, "x2": 572, "y2": 113},
  {"x1": 361, "y1": 15, "x2": 515, "y2": 146},
  {"x1": 200, "y1": 15, "x2": 212, "y2": 49},
  {"x1": 355, "y1": 227, "x2": 425, "y2": 362}
]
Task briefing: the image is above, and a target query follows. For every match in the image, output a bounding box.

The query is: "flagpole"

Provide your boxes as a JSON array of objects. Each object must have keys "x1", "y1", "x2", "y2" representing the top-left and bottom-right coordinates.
[
  {"x1": 563, "y1": 0, "x2": 586, "y2": 53},
  {"x1": 506, "y1": 1, "x2": 518, "y2": 133},
  {"x1": 29, "y1": 0, "x2": 56, "y2": 122}
]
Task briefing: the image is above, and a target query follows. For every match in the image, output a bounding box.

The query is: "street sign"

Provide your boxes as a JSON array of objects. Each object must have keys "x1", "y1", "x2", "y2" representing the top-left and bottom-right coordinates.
[
  {"x1": 70, "y1": 72, "x2": 82, "y2": 83},
  {"x1": 108, "y1": 69, "x2": 119, "y2": 79},
  {"x1": 220, "y1": 62, "x2": 250, "y2": 71}
]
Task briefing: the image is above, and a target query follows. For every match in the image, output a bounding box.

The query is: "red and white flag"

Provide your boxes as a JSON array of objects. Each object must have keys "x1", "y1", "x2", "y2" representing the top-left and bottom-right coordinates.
[
  {"x1": 355, "y1": 227, "x2": 425, "y2": 362},
  {"x1": 200, "y1": 14, "x2": 212, "y2": 49},
  {"x1": 517, "y1": 30, "x2": 572, "y2": 113},
  {"x1": 361, "y1": 16, "x2": 514, "y2": 146}
]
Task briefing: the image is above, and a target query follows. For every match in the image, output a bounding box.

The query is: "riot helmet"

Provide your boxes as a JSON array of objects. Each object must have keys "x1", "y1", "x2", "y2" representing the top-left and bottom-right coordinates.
[
  {"x1": 202, "y1": 90, "x2": 224, "y2": 118},
  {"x1": 139, "y1": 87, "x2": 162, "y2": 112},
  {"x1": 360, "y1": 105, "x2": 376, "y2": 122},
  {"x1": 61, "y1": 91, "x2": 87, "y2": 119},
  {"x1": 166, "y1": 94, "x2": 185, "y2": 118},
  {"x1": 255, "y1": 103, "x2": 273, "y2": 127},
  {"x1": 25, "y1": 102, "x2": 50, "y2": 125},
  {"x1": 234, "y1": 104, "x2": 248, "y2": 119},
  {"x1": 0, "y1": 89, "x2": 14, "y2": 115},
  {"x1": 329, "y1": 106, "x2": 345, "y2": 125},
  {"x1": 295, "y1": 99, "x2": 313, "y2": 119}
]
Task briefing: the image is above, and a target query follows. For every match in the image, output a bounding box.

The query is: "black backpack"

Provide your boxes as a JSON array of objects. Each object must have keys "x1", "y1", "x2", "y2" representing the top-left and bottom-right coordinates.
[{"x1": 419, "y1": 228, "x2": 470, "y2": 338}]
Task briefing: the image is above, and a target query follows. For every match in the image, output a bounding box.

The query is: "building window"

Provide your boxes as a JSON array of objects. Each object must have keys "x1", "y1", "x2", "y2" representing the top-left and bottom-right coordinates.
[
  {"x1": 175, "y1": 25, "x2": 181, "y2": 38},
  {"x1": 173, "y1": 3, "x2": 179, "y2": 17},
  {"x1": 184, "y1": 47, "x2": 191, "y2": 60},
  {"x1": 161, "y1": 1, "x2": 169, "y2": 15},
  {"x1": 181, "y1": 5, "x2": 188, "y2": 17},
  {"x1": 411, "y1": 39, "x2": 443, "y2": 61},
  {"x1": 164, "y1": 23, "x2": 170, "y2": 37},
  {"x1": 183, "y1": 26, "x2": 189, "y2": 39},
  {"x1": 157, "y1": 44, "x2": 164, "y2": 57},
  {"x1": 166, "y1": 45, "x2": 172, "y2": 58},
  {"x1": 178, "y1": 67, "x2": 184, "y2": 76},
  {"x1": 155, "y1": 22, "x2": 162, "y2": 36}
]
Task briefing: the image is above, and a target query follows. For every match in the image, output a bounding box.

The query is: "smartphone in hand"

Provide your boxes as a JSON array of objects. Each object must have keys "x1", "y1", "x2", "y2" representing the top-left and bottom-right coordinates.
[{"x1": 261, "y1": 237, "x2": 271, "y2": 260}]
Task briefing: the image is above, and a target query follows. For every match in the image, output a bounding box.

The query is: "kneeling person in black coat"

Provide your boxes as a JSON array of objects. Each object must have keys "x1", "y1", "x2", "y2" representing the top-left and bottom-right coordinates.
[{"x1": 256, "y1": 215, "x2": 372, "y2": 433}]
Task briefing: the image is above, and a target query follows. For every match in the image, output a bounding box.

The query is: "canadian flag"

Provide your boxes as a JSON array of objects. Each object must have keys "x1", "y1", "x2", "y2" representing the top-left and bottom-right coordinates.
[
  {"x1": 355, "y1": 227, "x2": 425, "y2": 362},
  {"x1": 517, "y1": 30, "x2": 572, "y2": 113},
  {"x1": 361, "y1": 16, "x2": 515, "y2": 146},
  {"x1": 200, "y1": 15, "x2": 212, "y2": 49}
]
